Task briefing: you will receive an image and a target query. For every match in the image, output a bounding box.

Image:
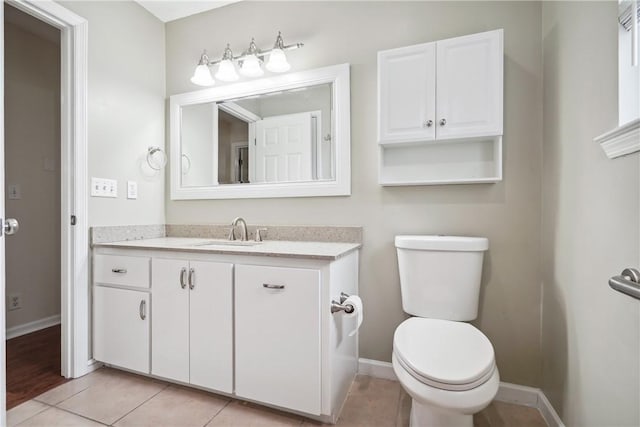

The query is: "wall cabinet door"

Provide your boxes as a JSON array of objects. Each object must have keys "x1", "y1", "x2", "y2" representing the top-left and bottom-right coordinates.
[
  {"x1": 436, "y1": 30, "x2": 503, "y2": 140},
  {"x1": 152, "y1": 258, "x2": 190, "y2": 383},
  {"x1": 378, "y1": 43, "x2": 436, "y2": 144},
  {"x1": 235, "y1": 265, "x2": 322, "y2": 415},
  {"x1": 189, "y1": 260, "x2": 233, "y2": 393},
  {"x1": 93, "y1": 286, "x2": 149, "y2": 374}
]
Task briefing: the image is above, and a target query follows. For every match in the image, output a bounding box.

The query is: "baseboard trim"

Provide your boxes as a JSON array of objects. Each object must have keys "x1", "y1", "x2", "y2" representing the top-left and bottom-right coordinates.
[
  {"x1": 6, "y1": 314, "x2": 61, "y2": 340},
  {"x1": 358, "y1": 358, "x2": 564, "y2": 427}
]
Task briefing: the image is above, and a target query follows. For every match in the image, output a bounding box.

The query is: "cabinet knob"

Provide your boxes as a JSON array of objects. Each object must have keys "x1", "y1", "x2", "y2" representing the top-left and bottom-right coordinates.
[
  {"x1": 423, "y1": 120, "x2": 433, "y2": 128},
  {"x1": 439, "y1": 118, "x2": 447, "y2": 126}
]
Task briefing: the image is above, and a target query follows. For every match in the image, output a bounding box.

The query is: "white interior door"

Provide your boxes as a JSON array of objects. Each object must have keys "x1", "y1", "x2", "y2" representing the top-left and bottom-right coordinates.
[
  {"x1": 254, "y1": 112, "x2": 313, "y2": 183},
  {"x1": 0, "y1": 4, "x2": 6, "y2": 423}
]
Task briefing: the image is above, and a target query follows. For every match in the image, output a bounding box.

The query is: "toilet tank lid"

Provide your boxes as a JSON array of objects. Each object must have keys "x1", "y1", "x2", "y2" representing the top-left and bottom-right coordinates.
[{"x1": 395, "y1": 235, "x2": 489, "y2": 251}]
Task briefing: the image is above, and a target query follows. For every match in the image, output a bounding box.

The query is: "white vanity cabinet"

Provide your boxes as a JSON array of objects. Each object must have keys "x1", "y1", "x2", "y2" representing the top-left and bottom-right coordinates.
[
  {"x1": 92, "y1": 240, "x2": 360, "y2": 424},
  {"x1": 93, "y1": 254, "x2": 151, "y2": 374},
  {"x1": 378, "y1": 29, "x2": 504, "y2": 185},
  {"x1": 152, "y1": 258, "x2": 233, "y2": 393},
  {"x1": 235, "y1": 265, "x2": 322, "y2": 415}
]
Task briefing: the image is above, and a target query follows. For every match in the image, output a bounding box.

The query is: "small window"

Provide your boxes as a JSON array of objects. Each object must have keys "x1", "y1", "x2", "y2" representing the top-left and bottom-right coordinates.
[{"x1": 618, "y1": 1, "x2": 640, "y2": 125}]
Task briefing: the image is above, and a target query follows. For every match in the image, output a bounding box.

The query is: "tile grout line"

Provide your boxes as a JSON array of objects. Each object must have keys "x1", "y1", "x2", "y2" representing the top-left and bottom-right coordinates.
[
  {"x1": 39, "y1": 405, "x2": 110, "y2": 426},
  {"x1": 200, "y1": 398, "x2": 233, "y2": 427},
  {"x1": 108, "y1": 382, "x2": 170, "y2": 426},
  {"x1": 10, "y1": 400, "x2": 53, "y2": 427}
]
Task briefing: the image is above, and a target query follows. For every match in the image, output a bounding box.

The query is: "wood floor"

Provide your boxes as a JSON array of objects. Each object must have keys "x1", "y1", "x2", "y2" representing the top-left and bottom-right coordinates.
[{"x1": 5, "y1": 325, "x2": 67, "y2": 410}]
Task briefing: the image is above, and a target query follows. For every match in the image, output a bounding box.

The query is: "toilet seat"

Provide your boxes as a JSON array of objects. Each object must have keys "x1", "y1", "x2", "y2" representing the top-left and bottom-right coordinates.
[{"x1": 393, "y1": 318, "x2": 496, "y2": 391}]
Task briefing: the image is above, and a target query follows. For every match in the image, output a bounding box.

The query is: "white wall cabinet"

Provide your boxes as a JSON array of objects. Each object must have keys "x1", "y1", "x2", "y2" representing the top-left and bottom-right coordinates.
[
  {"x1": 152, "y1": 258, "x2": 233, "y2": 393},
  {"x1": 378, "y1": 29, "x2": 504, "y2": 185},
  {"x1": 235, "y1": 265, "x2": 321, "y2": 415}
]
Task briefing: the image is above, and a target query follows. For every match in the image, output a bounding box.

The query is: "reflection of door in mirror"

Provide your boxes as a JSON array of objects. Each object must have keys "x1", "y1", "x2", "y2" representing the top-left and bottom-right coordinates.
[
  {"x1": 217, "y1": 110, "x2": 249, "y2": 184},
  {"x1": 253, "y1": 112, "x2": 318, "y2": 183}
]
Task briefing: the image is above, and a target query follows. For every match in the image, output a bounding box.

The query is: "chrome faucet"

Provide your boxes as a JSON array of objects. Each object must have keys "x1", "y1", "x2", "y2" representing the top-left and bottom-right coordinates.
[{"x1": 228, "y1": 217, "x2": 249, "y2": 241}]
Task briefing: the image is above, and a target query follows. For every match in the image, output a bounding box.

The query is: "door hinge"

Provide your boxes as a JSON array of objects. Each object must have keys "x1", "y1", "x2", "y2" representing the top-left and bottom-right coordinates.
[
  {"x1": 70, "y1": 215, "x2": 77, "y2": 226},
  {"x1": 254, "y1": 138, "x2": 257, "y2": 146}
]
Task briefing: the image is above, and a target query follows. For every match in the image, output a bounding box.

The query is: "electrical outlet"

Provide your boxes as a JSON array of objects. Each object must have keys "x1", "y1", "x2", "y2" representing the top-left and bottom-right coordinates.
[{"x1": 8, "y1": 293, "x2": 22, "y2": 311}]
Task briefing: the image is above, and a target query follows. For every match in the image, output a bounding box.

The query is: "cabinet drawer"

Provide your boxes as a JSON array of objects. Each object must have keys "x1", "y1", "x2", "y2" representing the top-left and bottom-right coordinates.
[{"x1": 94, "y1": 254, "x2": 150, "y2": 288}]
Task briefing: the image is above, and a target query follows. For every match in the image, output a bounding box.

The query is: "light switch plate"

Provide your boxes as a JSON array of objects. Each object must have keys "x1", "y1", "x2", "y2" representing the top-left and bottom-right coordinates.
[
  {"x1": 8, "y1": 184, "x2": 21, "y2": 200},
  {"x1": 127, "y1": 181, "x2": 138, "y2": 199},
  {"x1": 91, "y1": 177, "x2": 118, "y2": 198}
]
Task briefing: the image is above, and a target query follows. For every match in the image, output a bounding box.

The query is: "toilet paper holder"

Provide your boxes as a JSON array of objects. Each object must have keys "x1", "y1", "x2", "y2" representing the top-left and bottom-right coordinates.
[{"x1": 331, "y1": 292, "x2": 355, "y2": 314}]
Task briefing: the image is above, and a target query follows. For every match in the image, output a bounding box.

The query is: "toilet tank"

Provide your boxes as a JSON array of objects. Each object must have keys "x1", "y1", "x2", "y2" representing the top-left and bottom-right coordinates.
[{"x1": 395, "y1": 235, "x2": 489, "y2": 321}]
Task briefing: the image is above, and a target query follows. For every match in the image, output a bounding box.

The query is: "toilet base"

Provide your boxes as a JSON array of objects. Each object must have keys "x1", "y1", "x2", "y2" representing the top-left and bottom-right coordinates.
[{"x1": 410, "y1": 399, "x2": 473, "y2": 427}]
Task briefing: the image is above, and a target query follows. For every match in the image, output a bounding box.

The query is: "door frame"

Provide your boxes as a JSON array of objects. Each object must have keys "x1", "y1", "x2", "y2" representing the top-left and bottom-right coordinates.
[{"x1": 1, "y1": 0, "x2": 88, "y2": 420}]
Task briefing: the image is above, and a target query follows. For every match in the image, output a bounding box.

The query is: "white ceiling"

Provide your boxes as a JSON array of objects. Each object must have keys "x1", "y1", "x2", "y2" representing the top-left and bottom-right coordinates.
[{"x1": 135, "y1": 1, "x2": 241, "y2": 23}]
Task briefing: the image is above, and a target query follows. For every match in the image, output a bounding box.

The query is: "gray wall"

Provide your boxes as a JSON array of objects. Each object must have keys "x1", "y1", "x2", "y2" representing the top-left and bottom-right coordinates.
[
  {"x1": 4, "y1": 6, "x2": 61, "y2": 329},
  {"x1": 166, "y1": 1, "x2": 544, "y2": 386},
  {"x1": 59, "y1": 1, "x2": 166, "y2": 226},
  {"x1": 541, "y1": 2, "x2": 640, "y2": 425}
]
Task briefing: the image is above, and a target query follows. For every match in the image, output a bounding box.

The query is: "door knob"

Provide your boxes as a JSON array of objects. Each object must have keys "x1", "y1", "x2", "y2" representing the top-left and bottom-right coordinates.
[
  {"x1": 609, "y1": 267, "x2": 640, "y2": 300},
  {"x1": 2, "y1": 218, "x2": 19, "y2": 236}
]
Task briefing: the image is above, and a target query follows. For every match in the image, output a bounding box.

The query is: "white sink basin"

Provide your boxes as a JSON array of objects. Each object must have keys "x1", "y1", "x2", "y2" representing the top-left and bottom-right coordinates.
[{"x1": 192, "y1": 240, "x2": 262, "y2": 248}]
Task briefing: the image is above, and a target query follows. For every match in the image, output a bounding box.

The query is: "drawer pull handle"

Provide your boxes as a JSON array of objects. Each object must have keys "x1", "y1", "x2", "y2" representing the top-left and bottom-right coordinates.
[
  {"x1": 180, "y1": 267, "x2": 188, "y2": 289},
  {"x1": 112, "y1": 268, "x2": 127, "y2": 274},
  {"x1": 139, "y1": 300, "x2": 146, "y2": 320},
  {"x1": 189, "y1": 268, "x2": 196, "y2": 290},
  {"x1": 263, "y1": 283, "x2": 285, "y2": 290}
]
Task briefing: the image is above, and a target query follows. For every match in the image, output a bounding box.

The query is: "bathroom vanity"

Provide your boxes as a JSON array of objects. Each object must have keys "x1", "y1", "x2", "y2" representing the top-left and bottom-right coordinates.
[{"x1": 91, "y1": 236, "x2": 360, "y2": 423}]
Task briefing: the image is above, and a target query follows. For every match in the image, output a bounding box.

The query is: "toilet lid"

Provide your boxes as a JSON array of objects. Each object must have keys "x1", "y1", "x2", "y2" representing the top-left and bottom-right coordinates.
[{"x1": 393, "y1": 318, "x2": 495, "y2": 389}]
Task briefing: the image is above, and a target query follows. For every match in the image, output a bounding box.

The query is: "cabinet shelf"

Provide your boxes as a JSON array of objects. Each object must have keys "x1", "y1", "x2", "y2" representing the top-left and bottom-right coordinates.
[{"x1": 378, "y1": 136, "x2": 502, "y2": 186}]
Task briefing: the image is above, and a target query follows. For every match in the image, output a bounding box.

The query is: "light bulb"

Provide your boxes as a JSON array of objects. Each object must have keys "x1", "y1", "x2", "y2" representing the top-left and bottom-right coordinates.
[
  {"x1": 190, "y1": 64, "x2": 214, "y2": 86},
  {"x1": 266, "y1": 48, "x2": 290, "y2": 73},
  {"x1": 215, "y1": 59, "x2": 239, "y2": 82},
  {"x1": 240, "y1": 55, "x2": 264, "y2": 78}
]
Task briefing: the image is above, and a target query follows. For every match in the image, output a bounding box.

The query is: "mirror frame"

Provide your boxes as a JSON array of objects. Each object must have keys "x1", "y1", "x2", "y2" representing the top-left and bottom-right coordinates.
[{"x1": 170, "y1": 63, "x2": 351, "y2": 200}]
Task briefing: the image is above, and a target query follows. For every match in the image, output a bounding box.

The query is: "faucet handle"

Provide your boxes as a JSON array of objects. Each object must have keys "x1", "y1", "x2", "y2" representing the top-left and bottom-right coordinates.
[{"x1": 255, "y1": 228, "x2": 267, "y2": 242}]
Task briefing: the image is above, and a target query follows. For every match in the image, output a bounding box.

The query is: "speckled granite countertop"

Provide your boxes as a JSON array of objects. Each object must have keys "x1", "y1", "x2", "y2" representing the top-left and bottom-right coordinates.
[{"x1": 93, "y1": 237, "x2": 361, "y2": 260}]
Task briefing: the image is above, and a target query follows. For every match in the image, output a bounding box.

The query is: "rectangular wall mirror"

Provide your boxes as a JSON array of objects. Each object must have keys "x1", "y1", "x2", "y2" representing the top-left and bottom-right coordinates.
[{"x1": 170, "y1": 64, "x2": 350, "y2": 199}]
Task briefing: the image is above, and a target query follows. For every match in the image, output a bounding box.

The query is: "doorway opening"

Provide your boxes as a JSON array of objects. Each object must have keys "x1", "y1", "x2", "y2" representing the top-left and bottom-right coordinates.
[{"x1": 3, "y1": 3, "x2": 65, "y2": 409}]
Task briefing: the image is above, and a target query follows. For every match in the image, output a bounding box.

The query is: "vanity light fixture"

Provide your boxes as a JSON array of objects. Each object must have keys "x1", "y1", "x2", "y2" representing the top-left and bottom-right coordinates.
[
  {"x1": 215, "y1": 44, "x2": 239, "y2": 82},
  {"x1": 190, "y1": 32, "x2": 303, "y2": 86},
  {"x1": 190, "y1": 51, "x2": 215, "y2": 86},
  {"x1": 239, "y1": 38, "x2": 264, "y2": 78}
]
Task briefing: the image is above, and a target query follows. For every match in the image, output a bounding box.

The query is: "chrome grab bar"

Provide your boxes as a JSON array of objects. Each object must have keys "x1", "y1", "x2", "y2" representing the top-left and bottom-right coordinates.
[{"x1": 609, "y1": 268, "x2": 640, "y2": 300}]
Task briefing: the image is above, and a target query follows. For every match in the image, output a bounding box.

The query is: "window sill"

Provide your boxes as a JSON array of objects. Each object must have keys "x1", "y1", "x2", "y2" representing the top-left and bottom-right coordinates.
[{"x1": 595, "y1": 118, "x2": 640, "y2": 159}]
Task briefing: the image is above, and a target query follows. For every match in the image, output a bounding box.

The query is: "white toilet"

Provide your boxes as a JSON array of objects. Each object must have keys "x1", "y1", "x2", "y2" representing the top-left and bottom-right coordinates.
[{"x1": 392, "y1": 235, "x2": 499, "y2": 427}]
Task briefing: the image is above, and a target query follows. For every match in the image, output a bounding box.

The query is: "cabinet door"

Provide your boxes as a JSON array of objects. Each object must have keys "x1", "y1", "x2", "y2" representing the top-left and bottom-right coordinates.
[
  {"x1": 378, "y1": 43, "x2": 436, "y2": 144},
  {"x1": 235, "y1": 265, "x2": 321, "y2": 415},
  {"x1": 436, "y1": 29, "x2": 503, "y2": 140},
  {"x1": 151, "y1": 258, "x2": 190, "y2": 383},
  {"x1": 189, "y1": 261, "x2": 233, "y2": 393},
  {"x1": 93, "y1": 286, "x2": 149, "y2": 374}
]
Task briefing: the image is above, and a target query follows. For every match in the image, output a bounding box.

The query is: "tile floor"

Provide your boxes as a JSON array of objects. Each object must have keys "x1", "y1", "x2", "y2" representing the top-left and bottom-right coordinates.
[{"x1": 7, "y1": 368, "x2": 548, "y2": 427}]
